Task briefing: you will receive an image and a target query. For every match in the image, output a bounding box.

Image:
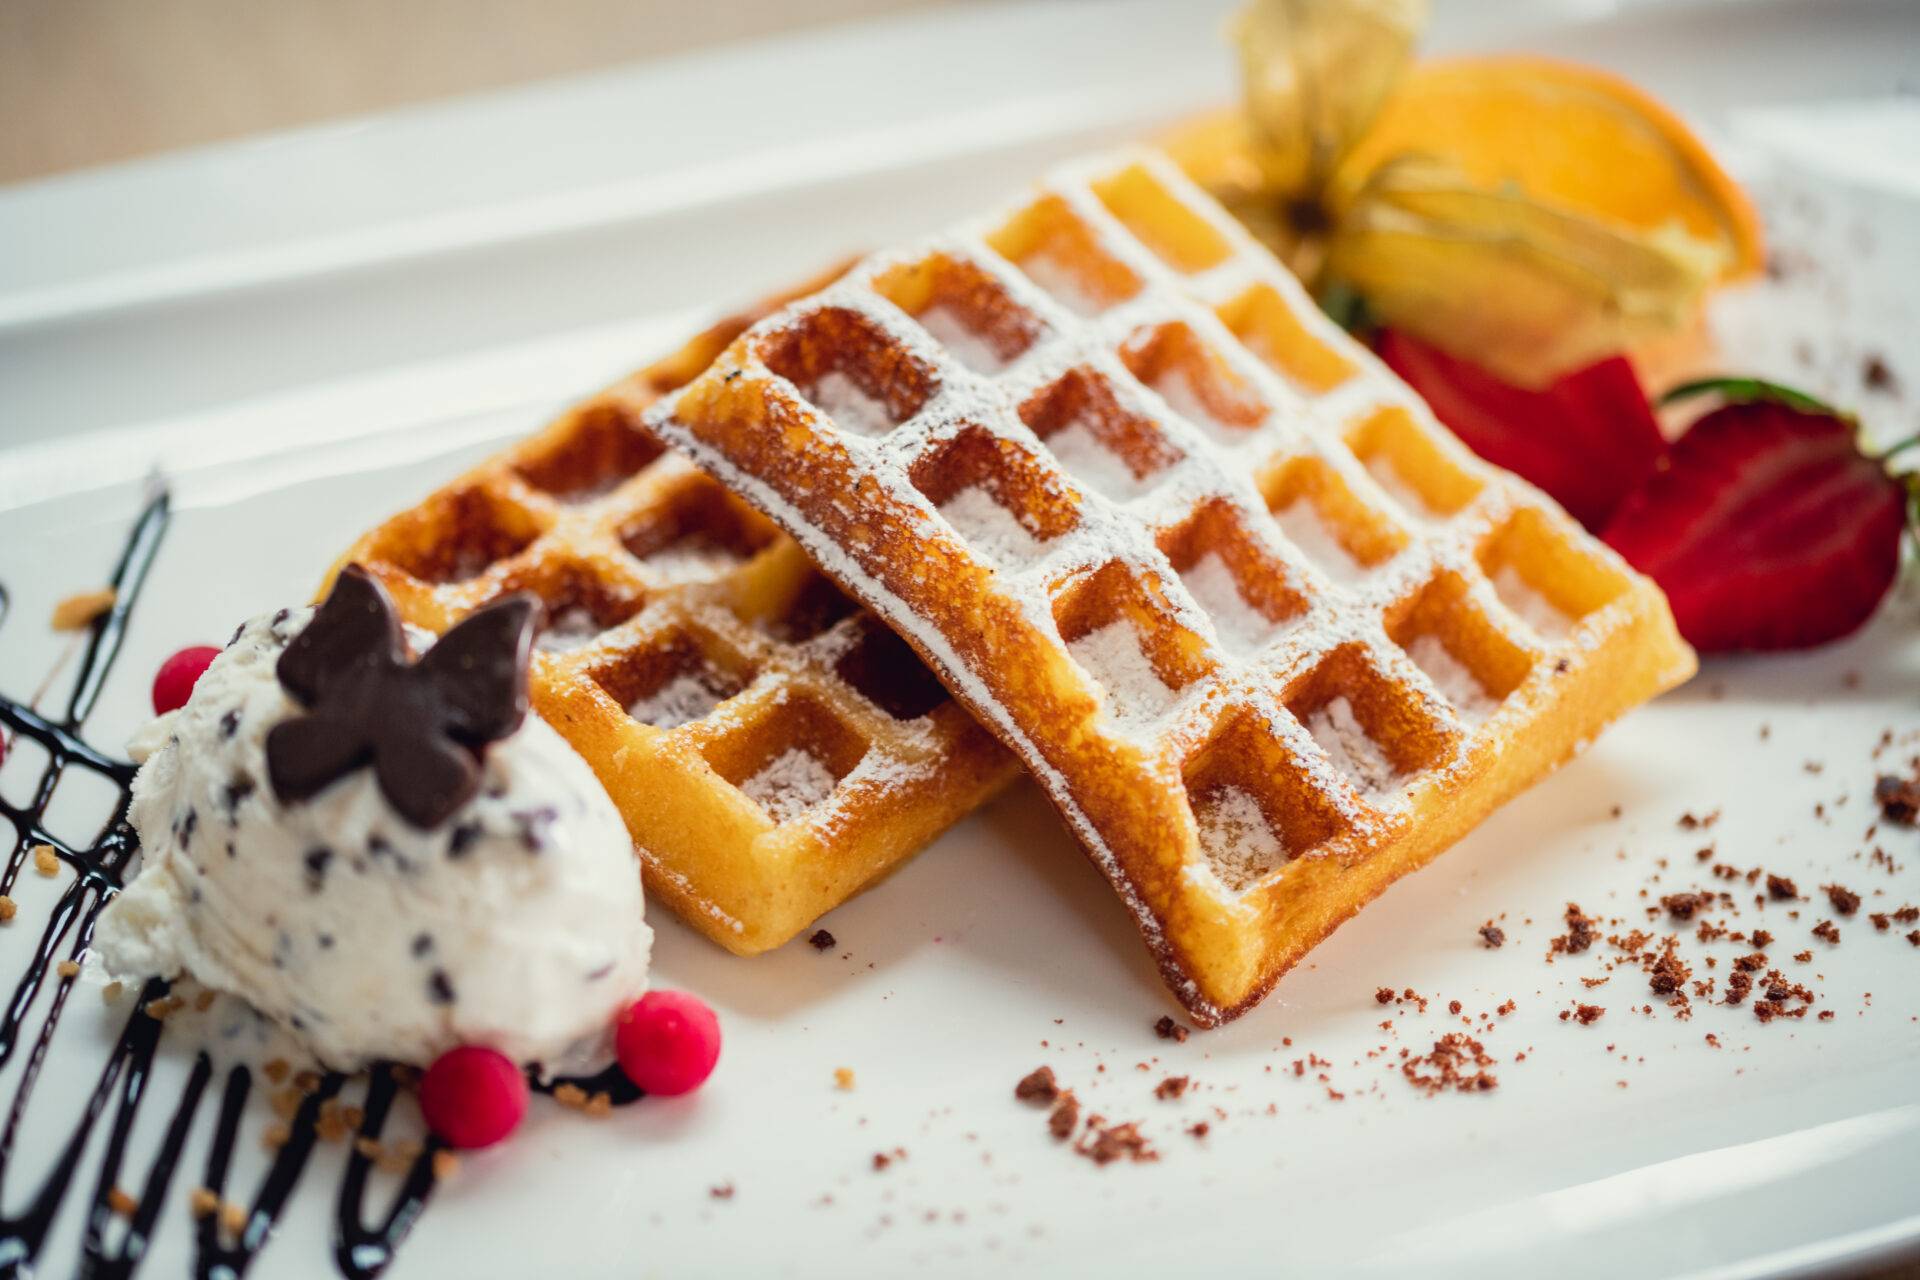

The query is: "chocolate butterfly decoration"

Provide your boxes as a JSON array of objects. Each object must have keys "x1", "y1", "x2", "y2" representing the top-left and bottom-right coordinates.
[{"x1": 265, "y1": 565, "x2": 542, "y2": 829}]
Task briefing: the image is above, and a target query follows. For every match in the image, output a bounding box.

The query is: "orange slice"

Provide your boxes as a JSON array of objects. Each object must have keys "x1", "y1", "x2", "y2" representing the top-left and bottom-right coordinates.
[{"x1": 1327, "y1": 55, "x2": 1763, "y2": 281}]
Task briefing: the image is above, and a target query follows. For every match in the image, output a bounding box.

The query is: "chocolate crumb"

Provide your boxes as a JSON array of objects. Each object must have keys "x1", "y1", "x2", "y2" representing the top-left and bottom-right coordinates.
[
  {"x1": 710, "y1": 1183, "x2": 735, "y2": 1201},
  {"x1": 1154, "y1": 1075, "x2": 1190, "y2": 1101},
  {"x1": 1812, "y1": 920, "x2": 1841, "y2": 944},
  {"x1": 1479, "y1": 924, "x2": 1505, "y2": 949},
  {"x1": 1751, "y1": 929, "x2": 1773, "y2": 948},
  {"x1": 1549, "y1": 903, "x2": 1598, "y2": 958},
  {"x1": 1152, "y1": 1015, "x2": 1189, "y2": 1042},
  {"x1": 1047, "y1": 1092, "x2": 1079, "y2": 1141},
  {"x1": 1823, "y1": 884, "x2": 1861, "y2": 916},
  {"x1": 1374, "y1": 986, "x2": 1394, "y2": 1004},
  {"x1": 1767, "y1": 875, "x2": 1799, "y2": 901},
  {"x1": 1076, "y1": 1117, "x2": 1157, "y2": 1165},
  {"x1": 1876, "y1": 773, "x2": 1920, "y2": 825},
  {"x1": 807, "y1": 929, "x2": 836, "y2": 951},
  {"x1": 1014, "y1": 1066, "x2": 1059, "y2": 1104}
]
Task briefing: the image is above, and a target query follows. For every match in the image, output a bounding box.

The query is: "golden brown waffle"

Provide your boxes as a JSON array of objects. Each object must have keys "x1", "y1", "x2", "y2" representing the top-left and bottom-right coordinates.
[
  {"x1": 647, "y1": 151, "x2": 1697, "y2": 1025},
  {"x1": 334, "y1": 273, "x2": 1017, "y2": 954}
]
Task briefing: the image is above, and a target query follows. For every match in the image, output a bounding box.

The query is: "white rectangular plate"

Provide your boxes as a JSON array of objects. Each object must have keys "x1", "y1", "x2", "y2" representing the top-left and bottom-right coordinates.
[{"x1": 0, "y1": 2, "x2": 1916, "y2": 1276}]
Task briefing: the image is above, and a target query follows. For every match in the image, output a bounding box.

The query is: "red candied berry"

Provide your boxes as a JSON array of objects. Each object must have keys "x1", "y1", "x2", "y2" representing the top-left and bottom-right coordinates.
[
  {"x1": 419, "y1": 1046, "x2": 528, "y2": 1149},
  {"x1": 152, "y1": 646, "x2": 221, "y2": 715},
  {"x1": 616, "y1": 991, "x2": 721, "y2": 1096}
]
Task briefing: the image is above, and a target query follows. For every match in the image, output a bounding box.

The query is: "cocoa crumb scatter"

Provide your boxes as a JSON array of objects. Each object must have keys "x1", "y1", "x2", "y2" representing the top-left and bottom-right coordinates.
[
  {"x1": 1812, "y1": 920, "x2": 1841, "y2": 945},
  {"x1": 1478, "y1": 924, "x2": 1505, "y2": 948},
  {"x1": 1014, "y1": 1066, "x2": 1059, "y2": 1104},
  {"x1": 1076, "y1": 1118, "x2": 1158, "y2": 1166},
  {"x1": 1823, "y1": 885, "x2": 1861, "y2": 916},
  {"x1": 1448, "y1": 1000, "x2": 1463, "y2": 1016},
  {"x1": 1374, "y1": 986, "x2": 1394, "y2": 1004},
  {"x1": 1794, "y1": 950, "x2": 1813, "y2": 963},
  {"x1": 1152, "y1": 1015, "x2": 1189, "y2": 1043},
  {"x1": 1751, "y1": 929, "x2": 1774, "y2": 948},
  {"x1": 807, "y1": 929, "x2": 835, "y2": 951},
  {"x1": 1908, "y1": 931, "x2": 1920, "y2": 947},
  {"x1": 1187, "y1": 1121, "x2": 1211, "y2": 1139},
  {"x1": 1660, "y1": 892, "x2": 1715, "y2": 921},
  {"x1": 1648, "y1": 940, "x2": 1691, "y2": 996},
  {"x1": 1548, "y1": 903, "x2": 1598, "y2": 958},
  {"x1": 1401, "y1": 1034, "x2": 1498, "y2": 1094},
  {"x1": 1767, "y1": 875, "x2": 1799, "y2": 901},
  {"x1": 1560, "y1": 1003, "x2": 1605, "y2": 1026},
  {"x1": 710, "y1": 1183, "x2": 735, "y2": 1201},
  {"x1": 1154, "y1": 1075, "x2": 1190, "y2": 1101}
]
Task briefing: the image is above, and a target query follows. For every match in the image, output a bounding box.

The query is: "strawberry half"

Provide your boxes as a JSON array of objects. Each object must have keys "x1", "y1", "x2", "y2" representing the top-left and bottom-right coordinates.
[
  {"x1": 1376, "y1": 329, "x2": 1667, "y2": 532},
  {"x1": 1601, "y1": 383, "x2": 1915, "y2": 652}
]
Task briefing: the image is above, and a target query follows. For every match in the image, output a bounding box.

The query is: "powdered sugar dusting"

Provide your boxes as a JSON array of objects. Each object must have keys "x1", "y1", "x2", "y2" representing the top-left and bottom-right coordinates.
[
  {"x1": 629, "y1": 669, "x2": 732, "y2": 729},
  {"x1": 1067, "y1": 621, "x2": 1177, "y2": 728},
  {"x1": 940, "y1": 486, "x2": 1046, "y2": 567},
  {"x1": 1272, "y1": 501, "x2": 1366, "y2": 584},
  {"x1": 1045, "y1": 419, "x2": 1153, "y2": 502},
  {"x1": 917, "y1": 304, "x2": 1006, "y2": 374},
  {"x1": 1017, "y1": 251, "x2": 1105, "y2": 317},
  {"x1": 641, "y1": 540, "x2": 748, "y2": 584},
  {"x1": 1151, "y1": 371, "x2": 1258, "y2": 447},
  {"x1": 1492, "y1": 564, "x2": 1574, "y2": 639},
  {"x1": 1306, "y1": 697, "x2": 1401, "y2": 796},
  {"x1": 1365, "y1": 455, "x2": 1436, "y2": 522},
  {"x1": 807, "y1": 371, "x2": 895, "y2": 437},
  {"x1": 536, "y1": 606, "x2": 602, "y2": 653},
  {"x1": 1406, "y1": 633, "x2": 1496, "y2": 724},
  {"x1": 1180, "y1": 553, "x2": 1284, "y2": 659},
  {"x1": 740, "y1": 748, "x2": 839, "y2": 824},
  {"x1": 1193, "y1": 785, "x2": 1286, "y2": 891}
]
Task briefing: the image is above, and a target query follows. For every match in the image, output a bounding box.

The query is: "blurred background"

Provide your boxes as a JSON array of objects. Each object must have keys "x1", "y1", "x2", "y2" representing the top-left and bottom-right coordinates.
[{"x1": 0, "y1": 0, "x2": 979, "y2": 184}]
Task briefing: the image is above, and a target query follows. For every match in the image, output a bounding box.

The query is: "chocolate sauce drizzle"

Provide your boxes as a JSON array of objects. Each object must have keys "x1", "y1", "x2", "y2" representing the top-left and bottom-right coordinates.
[{"x1": 0, "y1": 491, "x2": 631, "y2": 1278}]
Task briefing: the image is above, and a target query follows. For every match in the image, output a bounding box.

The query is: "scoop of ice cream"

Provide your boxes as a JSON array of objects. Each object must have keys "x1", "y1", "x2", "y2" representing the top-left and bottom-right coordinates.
[{"x1": 95, "y1": 607, "x2": 652, "y2": 1077}]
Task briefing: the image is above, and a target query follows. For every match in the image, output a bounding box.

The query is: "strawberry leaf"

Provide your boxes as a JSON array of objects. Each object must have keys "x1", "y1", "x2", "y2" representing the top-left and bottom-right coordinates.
[
  {"x1": 1377, "y1": 329, "x2": 1666, "y2": 532},
  {"x1": 1659, "y1": 376, "x2": 1838, "y2": 415}
]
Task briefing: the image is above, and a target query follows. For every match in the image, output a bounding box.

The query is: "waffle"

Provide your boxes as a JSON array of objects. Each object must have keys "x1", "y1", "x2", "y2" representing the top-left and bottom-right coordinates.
[
  {"x1": 334, "y1": 272, "x2": 1017, "y2": 954},
  {"x1": 647, "y1": 151, "x2": 1697, "y2": 1025}
]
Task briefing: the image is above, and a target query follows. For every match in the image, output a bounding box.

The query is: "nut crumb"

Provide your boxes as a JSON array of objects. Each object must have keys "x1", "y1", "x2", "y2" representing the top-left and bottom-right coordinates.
[
  {"x1": 188, "y1": 1187, "x2": 219, "y2": 1219},
  {"x1": 106, "y1": 1185, "x2": 138, "y2": 1217},
  {"x1": 55, "y1": 960, "x2": 79, "y2": 979},
  {"x1": 833, "y1": 1067, "x2": 855, "y2": 1091},
  {"x1": 51, "y1": 588, "x2": 117, "y2": 631},
  {"x1": 0, "y1": 896, "x2": 15, "y2": 924},
  {"x1": 32, "y1": 845, "x2": 59, "y2": 877}
]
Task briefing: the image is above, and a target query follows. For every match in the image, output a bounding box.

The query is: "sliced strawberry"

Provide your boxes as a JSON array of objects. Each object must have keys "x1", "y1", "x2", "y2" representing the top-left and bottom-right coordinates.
[
  {"x1": 1377, "y1": 329, "x2": 1666, "y2": 531},
  {"x1": 1601, "y1": 392, "x2": 1911, "y2": 652}
]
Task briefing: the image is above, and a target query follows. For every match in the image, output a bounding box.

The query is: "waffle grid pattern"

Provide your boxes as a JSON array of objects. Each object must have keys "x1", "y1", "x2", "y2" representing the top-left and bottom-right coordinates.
[
  {"x1": 338, "y1": 282, "x2": 1016, "y2": 954},
  {"x1": 650, "y1": 151, "x2": 1694, "y2": 1023}
]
